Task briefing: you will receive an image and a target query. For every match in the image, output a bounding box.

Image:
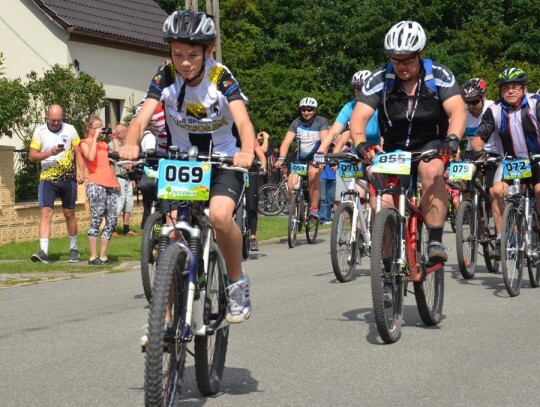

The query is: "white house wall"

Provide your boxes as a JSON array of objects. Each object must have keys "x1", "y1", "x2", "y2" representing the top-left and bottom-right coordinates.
[{"x1": 0, "y1": 0, "x2": 166, "y2": 149}]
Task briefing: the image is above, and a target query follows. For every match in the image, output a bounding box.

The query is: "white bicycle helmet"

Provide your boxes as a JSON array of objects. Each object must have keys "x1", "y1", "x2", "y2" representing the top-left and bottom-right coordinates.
[
  {"x1": 299, "y1": 97, "x2": 318, "y2": 108},
  {"x1": 384, "y1": 21, "x2": 426, "y2": 55},
  {"x1": 163, "y1": 10, "x2": 216, "y2": 45},
  {"x1": 351, "y1": 70, "x2": 371, "y2": 86}
]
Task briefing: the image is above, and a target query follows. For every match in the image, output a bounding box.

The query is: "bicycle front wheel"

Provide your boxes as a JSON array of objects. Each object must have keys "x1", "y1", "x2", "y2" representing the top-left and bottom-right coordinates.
[
  {"x1": 414, "y1": 220, "x2": 444, "y2": 326},
  {"x1": 456, "y1": 201, "x2": 478, "y2": 279},
  {"x1": 195, "y1": 241, "x2": 229, "y2": 396},
  {"x1": 501, "y1": 202, "x2": 524, "y2": 297},
  {"x1": 330, "y1": 203, "x2": 356, "y2": 282},
  {"x1": 145, "y1": 245, "x2": 187, "y2": 406},
  {"x1": 288, "y1": 192, "x2": 301, "y2": 248},
  {"x1": 140, "y1": 211, "x2": 163, "y2": 303},
  {"x1": 258, "y1": 183, "x2": 287, "y2": 216},
  {"x1": 370, "y1": 208, "x2": 403, "y2": 344}
]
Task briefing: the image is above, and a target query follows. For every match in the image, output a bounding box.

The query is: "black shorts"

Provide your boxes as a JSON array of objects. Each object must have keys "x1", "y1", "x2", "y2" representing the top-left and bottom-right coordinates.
[
  {"x1": 209, "y1": 168, "x2": 246, "y2": 207},
  {"x1": 38, "y1": 180, "x2": 77, "y2": 209}
]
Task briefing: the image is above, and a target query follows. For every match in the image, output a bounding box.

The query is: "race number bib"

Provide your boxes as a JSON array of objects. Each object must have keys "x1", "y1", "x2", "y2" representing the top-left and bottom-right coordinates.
[
  {"x1": 337, "y1": 161, "x2": 363, "y2": 179},
  {"x1": 291, "y1": 163, "x2": 308, "y2": 176},
  {"x1": 502, "y1": 158, "x2": 532, "y2": 180},
  {"x1": 371, "y1": 151, "x2": 412, "y2": 175},
  {"x1": 448, "y1": 162, "x2": 474, "y2": 181},
  {"x1": 157, "y1": 160, "x2": 212, "y2": 200}
]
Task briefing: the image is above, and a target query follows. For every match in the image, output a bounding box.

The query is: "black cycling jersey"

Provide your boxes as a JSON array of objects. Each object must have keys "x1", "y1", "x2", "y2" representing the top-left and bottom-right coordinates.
[{"x1": 360, "y1": 61, "x2": 460, "y2": 151}]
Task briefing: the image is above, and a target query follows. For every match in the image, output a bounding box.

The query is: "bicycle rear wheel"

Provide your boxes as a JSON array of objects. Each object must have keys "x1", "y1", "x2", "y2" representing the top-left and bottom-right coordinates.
[
  {"x1": 482, "y1": 206, "x2": 500, "y2": 273},
  {"x1": 306, "y1": 199, "x2": 319, "y2": 244},
  {"x1": 330, "y1": 203, "x2": 356, "y2": 282},
  {"x1": 258, "y1": 183, "x2": 287, "y2": 216},
  {"x1": 195, "y1": 241, "x2": 229, "y2": 396},
  {"x1": 288, "y1": 192, "x2": 301, "y2": 248},
  {"x1": 456, "y1": 201, "x2": 478, "y2": 279},
  {"x1": 370, "y1": 208, "x2": 403, "y2": 344},
  {"x1": 145, "y1": 245, "x2": 187, "y2": 406},
  {"x1": 414, "y1": 220, "x2": 444, "y2": 326},
  {"x1": 140, "y1": 211, "x2": 163, "y2": 303},
  {"x1": 501, "y1": 202, "x2": 524, "y2": 297}
]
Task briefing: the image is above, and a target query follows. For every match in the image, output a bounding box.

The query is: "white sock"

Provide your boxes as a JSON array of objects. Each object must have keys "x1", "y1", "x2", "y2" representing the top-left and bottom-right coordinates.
[
  {"x1": 40, "y1": 238, "x2": 49, "y2": 254},
  {"x1": 69, "y1": 235, "x2": 78, "y2": 250}
]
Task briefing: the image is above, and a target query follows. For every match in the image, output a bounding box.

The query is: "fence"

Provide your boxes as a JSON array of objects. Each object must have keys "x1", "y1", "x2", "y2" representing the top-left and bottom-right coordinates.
[{"x1": 0, "y1": 145, "x2": 143, "y2": 246}]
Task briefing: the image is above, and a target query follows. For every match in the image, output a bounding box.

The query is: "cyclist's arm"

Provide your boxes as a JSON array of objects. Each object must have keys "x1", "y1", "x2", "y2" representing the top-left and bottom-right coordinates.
[
  {"x1": 442, "y1": 94, "x2": 466, "y2": 141},
  {"x1": 333, "y1": 129, "x2": 351, "y2": 153},
  {"x1": 254, "y1": 143, "x2": 267, "y2": 170},
  {"x1": 318, "y1": 121, "x2": 345, "y2": 154},
  {"x1": 229, "y1": 99, "x2": 256, "y2": 168},
  {"x1": 349, "y1": 101, "x2": 375, "y2": 147},
  {"x1": 123, "y1": 98, "x2": 159, "y2": 160},
  {"x1": 279, "y1": 131, "x2": 296, "y2": 160}
]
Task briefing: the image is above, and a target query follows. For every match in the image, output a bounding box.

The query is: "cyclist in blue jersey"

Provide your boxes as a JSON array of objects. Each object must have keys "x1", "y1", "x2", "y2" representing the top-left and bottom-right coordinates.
[
  {"x1": 275, "y1": 97, "x2": 329, "y2": 219},
  {"x1": 120, "y1": 10, "x2": 255, "y2": 324},
  {"x1": 350, "y1": 21, "x2": 466, "y2": 263}
]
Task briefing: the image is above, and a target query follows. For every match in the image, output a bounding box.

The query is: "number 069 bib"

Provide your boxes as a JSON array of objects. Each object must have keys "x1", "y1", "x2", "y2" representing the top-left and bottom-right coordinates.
[{"x1": 157, "y1": 160, "x2": 212, "y2": 201}]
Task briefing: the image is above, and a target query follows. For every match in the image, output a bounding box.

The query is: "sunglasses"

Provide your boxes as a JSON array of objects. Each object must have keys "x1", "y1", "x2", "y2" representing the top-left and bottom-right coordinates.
[
  {"x1": 465, "y1": 99, "x2": 482, "y2": 106},
  {"x1": 390, "y1": 54, "x2": 418, "y2": 67},
  {"x1": 301, "y1": 108, "x2": 314, "y2": 112}
]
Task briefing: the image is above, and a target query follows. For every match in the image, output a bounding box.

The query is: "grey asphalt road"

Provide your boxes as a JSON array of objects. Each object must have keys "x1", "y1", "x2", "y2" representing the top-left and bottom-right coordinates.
[{"x1": 1, "y1": 226, "x2": 540, "y2": 407}]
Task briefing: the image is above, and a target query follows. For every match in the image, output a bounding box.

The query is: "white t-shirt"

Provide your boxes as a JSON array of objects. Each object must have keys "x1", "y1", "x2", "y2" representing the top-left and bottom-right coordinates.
[
  {"x1": 141, "y1": 130, "x2": 156, "y2": 151},
  {"x1": 465, "y1": 100, "x2": 497, "y2": 154}
]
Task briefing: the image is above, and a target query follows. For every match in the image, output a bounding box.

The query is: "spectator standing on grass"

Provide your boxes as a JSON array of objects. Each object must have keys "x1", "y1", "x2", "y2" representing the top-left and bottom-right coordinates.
[
  {"x1": 29, "y1": 104, "x2": 85, "y2": 264},
  {"x1": 80, "y1": 116, "x2": 120, "y2": 265},
  {"x1": 109, "y1": 123, "x2": 137, "y2": 237}
]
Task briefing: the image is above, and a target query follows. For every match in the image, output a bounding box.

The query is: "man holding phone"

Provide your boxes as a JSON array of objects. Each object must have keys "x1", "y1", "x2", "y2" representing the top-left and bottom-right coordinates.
[{"x1": 29, "y1": 104, "x2": 85, "y2": 263}]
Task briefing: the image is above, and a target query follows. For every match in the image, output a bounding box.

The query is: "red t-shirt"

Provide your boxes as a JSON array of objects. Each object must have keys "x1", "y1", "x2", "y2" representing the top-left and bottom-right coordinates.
[{"x1": 81, "y1": 140, "x2": 116, "y2": 187}]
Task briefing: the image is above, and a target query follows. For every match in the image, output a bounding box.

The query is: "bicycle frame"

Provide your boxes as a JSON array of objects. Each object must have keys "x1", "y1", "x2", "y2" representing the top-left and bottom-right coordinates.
[
  {"x1": 340, "y1": 177, "x2": 371, "y2": 253},
  {"x1": 374, "y1": 155, "x2": 445, "y2": 283}
]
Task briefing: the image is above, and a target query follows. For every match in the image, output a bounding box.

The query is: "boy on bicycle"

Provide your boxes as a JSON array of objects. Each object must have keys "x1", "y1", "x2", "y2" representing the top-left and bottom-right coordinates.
[{"x1": 120, "y1": 10, "x2": 255, "y2": 324}]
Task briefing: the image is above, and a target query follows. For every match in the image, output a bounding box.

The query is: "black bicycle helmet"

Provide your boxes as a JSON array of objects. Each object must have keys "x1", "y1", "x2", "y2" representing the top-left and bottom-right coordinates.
[
  {"x1": 497, "y1": 68, "x2": 528, "y2": 87},
  {"x1": 461, "y1": 78, "x2": 487, "y2": 98},
  {"x1": 162, "y1": 10, "x2": 216, "y2": 45}
]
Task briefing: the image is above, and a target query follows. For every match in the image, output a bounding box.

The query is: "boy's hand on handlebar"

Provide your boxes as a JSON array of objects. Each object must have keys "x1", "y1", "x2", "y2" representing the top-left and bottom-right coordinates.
[
  {"x1": 118, "y1": 144, "x2": 140, "y2": 161},
  {"x1": 233, "y1": 151, "x2": 255, "y2": 169}
]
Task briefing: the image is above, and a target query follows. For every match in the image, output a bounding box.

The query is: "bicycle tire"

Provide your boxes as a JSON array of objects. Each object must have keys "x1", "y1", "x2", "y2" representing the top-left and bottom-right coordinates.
[
  {"x1": 370, "y1": 208, "x2": 403, "y2": 344},
  {"x1": 501, "y1": 202, "x2": 524, "y2": 297},
  {"x1": 195, "y1": 241, "x2": 229, "y2": 396},
  {"x1": 455, "y1": 201, "x2": 478, "y2": 279},
  {"x1": 235, "y1": 205, "x2": 249, "y2": 260},
  {"x1": 528, "y1": 225, "x2": 540, "y2": 288},
  {"x1": 414, "y1": 220, "x2": 444, "y2": 326},
  {"x1": 140, "y1": 211, "x2": 163, "y2": 303},
  {"x1": 330, "y1": 203, "x2": 356, "y2": 282},
  {"x1": 288, "y1": 192, "x2": 300, "y2": 248},
  {"x1": 305, "y1": 200, "x2": 319, "y2": 244},
  {"x1": 482, "y1": 206, "x2": 500, "y2": 273},
  {"x1": 258, "y1": 183, "x2": 287, "y2": 216},
  {"x1": 145, "y1": 245, "x2": 187, "y2": 406}
]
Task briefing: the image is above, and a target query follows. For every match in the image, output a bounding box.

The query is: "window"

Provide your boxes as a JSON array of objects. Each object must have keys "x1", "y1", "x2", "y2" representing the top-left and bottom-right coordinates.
[{"x1": 104, "y1": 99, "x2": 123, "y2": 127}]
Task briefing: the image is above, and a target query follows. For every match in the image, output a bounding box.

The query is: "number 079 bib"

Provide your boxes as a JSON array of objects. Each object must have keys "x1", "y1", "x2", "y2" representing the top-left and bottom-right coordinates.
[{"x1": 157, "y1": 160, "x2": 212, "y2": 200}]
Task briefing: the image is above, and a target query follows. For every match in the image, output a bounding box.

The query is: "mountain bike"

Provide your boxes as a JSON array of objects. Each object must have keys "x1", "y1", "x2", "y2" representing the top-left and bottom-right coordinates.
[
  {"x1": 114, "y1": 147, "x2": 251, "y2": 404},
  {"x1": 500, "y1": 154, "x2": 540, "y2": 297},
  {"x1": 445, "y1": 180, "x2": 459, "y2": 233},
  {"x1": 370, "y1": 149, "x2": 447, "y2": 344},
  {"x1": 258, "y1": 168, "x2": 288, "y2": 216},
  {"x1": 287, "y1": 162, "x2": 319, "y2": 248},
  {"x1": 452, "y1": 156, "x2": 500, "y2": 279},
  {"x1": 326, "y1": 152, "x2": 371, "y2": 282}
]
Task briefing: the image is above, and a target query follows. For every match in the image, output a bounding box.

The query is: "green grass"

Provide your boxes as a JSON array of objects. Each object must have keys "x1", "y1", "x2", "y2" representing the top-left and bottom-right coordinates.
[{"x1": 0, "y1": 216, "x2": 329, "y2": 274}]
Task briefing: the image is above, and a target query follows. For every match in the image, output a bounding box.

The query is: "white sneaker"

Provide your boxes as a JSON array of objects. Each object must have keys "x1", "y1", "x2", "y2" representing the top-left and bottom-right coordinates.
[{"x1": 225, "y1": 273, "x2": 251, "y2": 324}]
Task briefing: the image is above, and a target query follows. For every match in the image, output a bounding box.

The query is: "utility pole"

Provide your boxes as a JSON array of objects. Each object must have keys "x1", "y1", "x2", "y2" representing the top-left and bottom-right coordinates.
[{"x1": 183, "y1": 0, "x2": 221, "y2": 63}]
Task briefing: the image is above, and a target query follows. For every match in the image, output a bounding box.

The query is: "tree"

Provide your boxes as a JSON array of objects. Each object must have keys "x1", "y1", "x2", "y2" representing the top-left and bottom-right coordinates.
[{"x1": 0, "y1": 53, "x2": 30, "y2": 138}]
